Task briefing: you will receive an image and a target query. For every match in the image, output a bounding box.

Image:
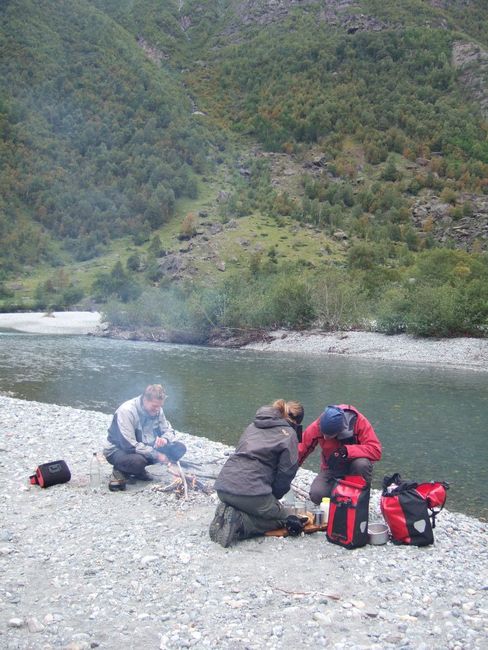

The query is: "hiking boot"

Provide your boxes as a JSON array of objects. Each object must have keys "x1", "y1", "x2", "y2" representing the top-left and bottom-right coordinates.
[
  {"x1": 215, "y1": 506, "x2": 243, "y2": 548},
  {"x1": 209, "y1": 502, "x2": 228, "y2": 543},
  {"x1": 108, "y1": 469, "x2": 127, "y2": 492}
]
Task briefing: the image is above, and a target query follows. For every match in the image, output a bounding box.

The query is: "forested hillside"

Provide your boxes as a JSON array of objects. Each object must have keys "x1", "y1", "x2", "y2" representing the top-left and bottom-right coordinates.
[
  {"x1": 1, "y1": 0, "x2": 488, "y2": 338},
  {"x1": 0, "y1": 0, "x2": 214, "y2": 269}
]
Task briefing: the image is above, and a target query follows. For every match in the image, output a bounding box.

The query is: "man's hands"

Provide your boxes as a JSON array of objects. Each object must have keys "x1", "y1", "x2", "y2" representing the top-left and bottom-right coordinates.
[
  {"x1": 155, "y1": 451, "x2": 169, "y2": 464},
  {"x1": 153, "y1": 439, "x2": 186, "y2": 464},
  {"x1": 328, "y1": 445, "x2": 348, "y2": 470},
  {"x1": 154, "y1": 437, "x2": 169, "y2": 464}
]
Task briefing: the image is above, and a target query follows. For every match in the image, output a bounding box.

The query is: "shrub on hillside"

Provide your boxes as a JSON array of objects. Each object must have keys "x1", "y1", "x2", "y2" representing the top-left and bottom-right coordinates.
[
  {"x1": 311, "y1": 271, "x2": 369, "y2": 331},
  {"x1": 404, "y1": 284, "x2": 461, "y2": 337},
  {"x1": 375, "y1": 287, "x2": 409, "y2": 335}
]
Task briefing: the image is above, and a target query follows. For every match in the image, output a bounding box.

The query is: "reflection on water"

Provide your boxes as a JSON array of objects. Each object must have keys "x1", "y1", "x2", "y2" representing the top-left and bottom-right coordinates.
[{"x1": 1, "y1": 333, "x2": 487, "y2": 519}]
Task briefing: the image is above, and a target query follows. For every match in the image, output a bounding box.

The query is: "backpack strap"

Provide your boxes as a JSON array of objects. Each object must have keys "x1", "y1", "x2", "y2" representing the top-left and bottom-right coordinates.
[
  {"x1": 429, "y1": 499, "x2": 447, "y2": 529},
  {"x1": 429, "y1": 505, "x2": 444, "y2": 529}
]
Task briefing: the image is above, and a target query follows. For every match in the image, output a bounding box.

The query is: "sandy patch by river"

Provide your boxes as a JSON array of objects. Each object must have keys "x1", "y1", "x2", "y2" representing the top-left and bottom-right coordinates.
[{"x1": 0, "y1": 311, "x2": 102, "y2": 335}]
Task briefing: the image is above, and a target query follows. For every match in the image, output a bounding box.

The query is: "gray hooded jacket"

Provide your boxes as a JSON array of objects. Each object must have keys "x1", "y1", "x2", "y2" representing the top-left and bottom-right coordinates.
[{"x1": 214, "y1": 406, "x2": 299, "y2": 499}]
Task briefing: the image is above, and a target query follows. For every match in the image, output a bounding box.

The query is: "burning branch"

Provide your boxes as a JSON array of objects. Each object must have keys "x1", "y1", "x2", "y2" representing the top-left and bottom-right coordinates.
[{"x1": 151, "y1": 463, "x2": 212, "y2": 498}]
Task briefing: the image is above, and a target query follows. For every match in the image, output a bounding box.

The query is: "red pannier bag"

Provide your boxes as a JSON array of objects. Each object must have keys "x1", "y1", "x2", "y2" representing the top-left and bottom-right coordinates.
[
  {"x1": 380, "y1": 473, "x2": 448, "y2": 547},
  {"x1": 326, "y1": 475, "x2": 370, "y2": 549}
]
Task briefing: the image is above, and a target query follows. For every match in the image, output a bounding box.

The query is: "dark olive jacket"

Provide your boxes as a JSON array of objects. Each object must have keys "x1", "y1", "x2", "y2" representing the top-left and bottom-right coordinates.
[{"x1": 215, "y1": 406, "x2": 299, "y2": 499}]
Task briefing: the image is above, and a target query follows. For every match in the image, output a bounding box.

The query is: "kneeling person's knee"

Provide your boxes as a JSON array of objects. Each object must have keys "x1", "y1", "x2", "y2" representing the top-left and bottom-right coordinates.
[
  {"x1": 309, "y1": 475, "x2": 332, "y2": 505},
  {"x1": 349, "y1": 458, "x2": 373, "y2": 484}
]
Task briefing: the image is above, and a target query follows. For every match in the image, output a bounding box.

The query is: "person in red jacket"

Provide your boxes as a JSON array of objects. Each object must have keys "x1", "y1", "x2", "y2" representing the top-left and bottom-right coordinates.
[{"x1": 298, "y1": 404, "x2": 382, "y2": 504}]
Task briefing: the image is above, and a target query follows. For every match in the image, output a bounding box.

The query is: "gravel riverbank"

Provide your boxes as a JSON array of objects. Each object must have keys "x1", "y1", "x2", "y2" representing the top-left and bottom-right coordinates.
[
  {"x1": 243, "y1": 330, "x2": 488, "y2": 372},
  {"x1": 1, "y1": 396, "x2": 487, "y2": 650}
]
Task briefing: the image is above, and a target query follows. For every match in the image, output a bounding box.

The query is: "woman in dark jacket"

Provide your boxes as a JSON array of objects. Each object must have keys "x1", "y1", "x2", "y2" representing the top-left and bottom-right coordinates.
[{"x1": 209, "y1": 399, "x2": 304, "y2": 547}]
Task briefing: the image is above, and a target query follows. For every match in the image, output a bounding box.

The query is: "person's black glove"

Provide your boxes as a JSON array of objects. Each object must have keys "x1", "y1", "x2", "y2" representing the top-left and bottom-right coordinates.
[
  {"x1": 327, "y1": 445, "x2": 348, "y2": 469},
  {"x1": 285, "y1": 515, "x2": 308, "y2": 536}
]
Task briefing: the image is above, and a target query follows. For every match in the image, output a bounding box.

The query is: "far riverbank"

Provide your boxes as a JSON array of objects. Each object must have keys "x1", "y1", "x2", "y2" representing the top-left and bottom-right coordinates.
[
  {"x1": 242, "y1": 329, "x2": 488, "y2": 372},
  {"x1": 1, "y1": 311, "x2": 488, "y2": 372}
]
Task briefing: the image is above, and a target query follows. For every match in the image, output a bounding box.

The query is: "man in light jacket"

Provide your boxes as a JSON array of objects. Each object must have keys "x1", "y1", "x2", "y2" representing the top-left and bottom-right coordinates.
[{"x1": 104, "y1": 384, "x2": 186, "y2": 490}]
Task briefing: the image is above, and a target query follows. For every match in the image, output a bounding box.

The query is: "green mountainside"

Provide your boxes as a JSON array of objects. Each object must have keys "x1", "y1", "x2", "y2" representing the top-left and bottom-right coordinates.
[
  {"x1": 0, "y1": 0, "x2": 214, "y2": 265},
  {"x1": 1, "y1": 0, "x2": 488, "y2": 338}
]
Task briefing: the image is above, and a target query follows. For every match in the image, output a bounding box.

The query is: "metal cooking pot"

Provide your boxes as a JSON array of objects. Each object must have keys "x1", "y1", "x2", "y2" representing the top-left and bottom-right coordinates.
[{"x1": 367, "y1": 522, "x2": 389, "y2": 545}]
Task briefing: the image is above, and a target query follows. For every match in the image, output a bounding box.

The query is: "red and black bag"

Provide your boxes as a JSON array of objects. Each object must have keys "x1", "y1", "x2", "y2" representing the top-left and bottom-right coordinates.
[
  {"x1": 380, "y1": 473, "x2": 449, "y2": 547},
  {"x1": 29, "y1": 460, "x2": 71, "y2": 488},
  {"x1": 326, "y1": 475, "x2": 370, "y2": 549}
]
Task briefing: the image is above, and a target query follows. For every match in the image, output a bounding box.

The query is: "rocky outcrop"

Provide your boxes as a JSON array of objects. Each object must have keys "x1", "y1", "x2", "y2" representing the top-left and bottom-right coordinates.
[
  {"x1": 136, "y1": 37, "x2": 168, "y2": 64},
  {"x1": 221, "y1": 0, "x2": 392, "y2": 38},
  {"x1": 411, "y1": 195, "x2": 488, "y2": 251},
  {"x1": 319, "y1": 8, "x2": 391, "y2": 33},
  {"x1": 452, "y1": 41, "x2": 488, "y2": 118}
]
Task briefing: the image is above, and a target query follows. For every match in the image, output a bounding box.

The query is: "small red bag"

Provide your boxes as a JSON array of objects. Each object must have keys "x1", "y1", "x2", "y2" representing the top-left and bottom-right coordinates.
[
  {"x1": 29, "y1": 460, "x2": 71, "y2": 488},
  {"x1": 414, "y1": 481, "x2": 449, "y2": 510}
]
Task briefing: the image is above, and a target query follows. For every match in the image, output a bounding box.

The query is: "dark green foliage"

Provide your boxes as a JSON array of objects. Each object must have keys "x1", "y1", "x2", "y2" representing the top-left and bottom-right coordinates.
[
  {"x1": 102, "y1": 244, "x2": 488, "y2": 339},
  {"x1": 126, "y1": 253, "x2": 142, "y2": 272},
  {"x1": 0, "y1": 283, "x2": 14, "y2": 299},
  {"x1": 0, "y1": 0, "x2": 212, "y2": 269},
  {"x1": 34, "y1": 272, "x2": 84, "y2": 309},
  {"x1": 92, "y1": 261, "x2": 142, "y2": 302},
  {"x1": 197, "y1": 18, "x2": 487, "y2": 174},
  {"x1": 102, "y1": 288, "x2": 166, "y2": 329},
  {"x1": 376, "y1": 249, "x2": 488, "y2": 336}
]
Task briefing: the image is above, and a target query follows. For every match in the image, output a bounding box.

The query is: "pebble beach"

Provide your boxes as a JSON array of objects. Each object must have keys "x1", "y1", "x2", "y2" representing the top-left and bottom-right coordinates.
[
  {"x1": 243, "y1": 330, "x2": 488, "y2": 373},
  {"x1": 1, "y1": 395, "x2": 487, "y2": 650}
]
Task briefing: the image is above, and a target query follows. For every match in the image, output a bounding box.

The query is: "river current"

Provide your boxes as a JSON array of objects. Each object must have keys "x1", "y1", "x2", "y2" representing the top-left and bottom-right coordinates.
[{"x1": 0, "y1": 333, "x2": 487, "y2": 519}]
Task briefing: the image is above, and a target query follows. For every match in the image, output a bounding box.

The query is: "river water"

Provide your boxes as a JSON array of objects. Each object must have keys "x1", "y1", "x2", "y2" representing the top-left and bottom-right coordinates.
[{"x1": 1, "y1": 333, "x2": 487, "y2": 520}]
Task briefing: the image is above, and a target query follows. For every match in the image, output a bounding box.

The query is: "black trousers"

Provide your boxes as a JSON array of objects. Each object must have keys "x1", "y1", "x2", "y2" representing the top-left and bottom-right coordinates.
[
  {"x1": 309, "y1": 458, "x2": 373, "y2": 504},
  {"x1": 105, "y1": 449, "x2": 152, "y2": 477}
]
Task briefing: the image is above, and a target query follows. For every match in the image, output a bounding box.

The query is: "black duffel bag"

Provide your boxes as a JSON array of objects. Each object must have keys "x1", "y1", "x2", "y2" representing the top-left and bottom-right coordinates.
[{"x1": 29, "y1": 460, "x2": 71, "y2": 488}]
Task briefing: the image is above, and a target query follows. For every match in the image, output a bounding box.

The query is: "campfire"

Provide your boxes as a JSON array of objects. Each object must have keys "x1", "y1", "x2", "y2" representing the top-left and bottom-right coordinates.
[{"x1": 151, "y1": 462, "x2": 213, "y2": 499}]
